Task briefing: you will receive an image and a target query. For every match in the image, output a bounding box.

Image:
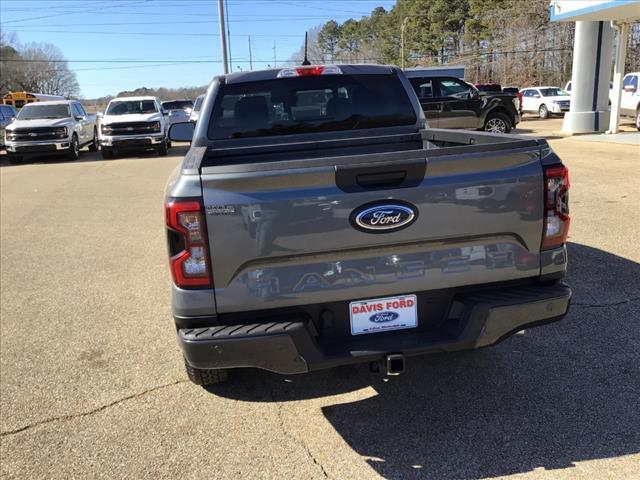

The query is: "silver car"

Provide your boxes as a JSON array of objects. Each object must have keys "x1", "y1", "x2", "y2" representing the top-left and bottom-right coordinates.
[
  {"x1": 189, "y1": 94, "x2": 205, "y2": 123},
  {"x1": 161, "y1": 99, "x2": 194, "y2": 126},
  {"x1": 0, "y1": 104, "x2": 18, "y2": 148}
]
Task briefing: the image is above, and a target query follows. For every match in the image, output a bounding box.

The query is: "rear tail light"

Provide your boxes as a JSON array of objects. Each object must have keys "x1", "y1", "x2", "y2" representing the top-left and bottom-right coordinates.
[
  {"x1": 165, "y1": 199, "x2": 212, "y2": 288},
  {"x1": 542, "y1": 165, "x2": 570, "y2": 250},
  {"x1": 277, "y1": 65, "x2": 342, "y2": 78}
]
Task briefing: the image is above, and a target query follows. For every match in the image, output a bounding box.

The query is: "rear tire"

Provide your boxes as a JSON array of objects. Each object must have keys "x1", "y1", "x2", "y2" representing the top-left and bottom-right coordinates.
[
  {"x1": 101, "y1": 147, "x2": 114, "y2": 159},
  {"x1": 68, "y1": 134, "x2": 80, "y2": 160},
  {"x1": 483, "y1": 112, "x2": 512, "y2": 133},
  {"x1": 636, "y1": 109, "x2": 640, "y2": 131},
  {"x1": 538, "y1": 104, "x2": 549, "y2": 119},
  {"x1": 88, "y1": 128, "x2": 99, "y2": 152},
  {"x1": 185, "y1": 361, "x2": 228, "y2": 386}
]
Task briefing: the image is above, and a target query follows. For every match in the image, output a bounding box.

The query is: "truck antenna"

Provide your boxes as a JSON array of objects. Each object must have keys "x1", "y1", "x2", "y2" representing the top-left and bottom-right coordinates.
[{"x1": 302, "y1": 32, "x2": 311, "y2": 66}]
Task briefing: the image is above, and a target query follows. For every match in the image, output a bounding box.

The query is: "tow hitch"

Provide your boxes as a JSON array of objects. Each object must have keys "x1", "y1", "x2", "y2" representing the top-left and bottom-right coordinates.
[{"x1": 370, "y1": 353, "x2": 406, "y2": 376}]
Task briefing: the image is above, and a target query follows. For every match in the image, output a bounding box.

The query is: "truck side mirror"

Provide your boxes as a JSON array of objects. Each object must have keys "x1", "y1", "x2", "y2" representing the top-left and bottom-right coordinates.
[
  {"x1": 169, "y1": 122, "x2": 195, "y2": 142},
  {"x1": 623, "y1": 85, "x2": 636, "y2": 93}
]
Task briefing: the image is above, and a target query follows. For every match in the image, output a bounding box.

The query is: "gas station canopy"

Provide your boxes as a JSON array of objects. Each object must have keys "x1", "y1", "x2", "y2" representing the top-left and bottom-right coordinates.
[{"x1": 551, "y1": 0, "x2": 640, "y2": 22}]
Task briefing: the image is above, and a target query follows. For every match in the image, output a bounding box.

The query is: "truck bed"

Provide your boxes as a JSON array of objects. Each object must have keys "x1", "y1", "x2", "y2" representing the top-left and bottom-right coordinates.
[{"x1": 194, "y1": 128, "x2": 543, "y2": 168}]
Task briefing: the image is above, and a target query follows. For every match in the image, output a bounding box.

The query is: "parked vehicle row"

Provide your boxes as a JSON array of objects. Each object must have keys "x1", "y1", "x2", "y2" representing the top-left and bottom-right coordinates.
[
  {"x1": 1, "y1": 93, "x2": 205, "y2": 161},
  {"x1": 3, "y1": 71, "x2": 638, "y2": 162},
  {"x1": 480, "y1": 71, "x2": 639, "y2": 128}
]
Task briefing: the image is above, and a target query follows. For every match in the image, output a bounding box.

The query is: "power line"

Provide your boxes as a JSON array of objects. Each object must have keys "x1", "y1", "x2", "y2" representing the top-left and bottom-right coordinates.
[
  {"x1": 4, "y1": 15, "x2": 353, "y2": 27},
  {"x1": 0, "y1": 58, "x2": 227, "y2": 63},
  {"x1": 6, "y1": 30, "x2": 219, "y2": 37},
  {"x1": 4, "y1": 15, "x2": 348, "y2": 26},
  {"x1": 0, "y1": 0, "x2": 151, "y2": 24}
]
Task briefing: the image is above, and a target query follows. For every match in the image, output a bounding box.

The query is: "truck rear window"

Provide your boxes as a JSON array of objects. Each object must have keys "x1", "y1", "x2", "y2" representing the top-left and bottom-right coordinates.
[{"x1": 207, "y1": 74, "x2": 417, "y2": 140}]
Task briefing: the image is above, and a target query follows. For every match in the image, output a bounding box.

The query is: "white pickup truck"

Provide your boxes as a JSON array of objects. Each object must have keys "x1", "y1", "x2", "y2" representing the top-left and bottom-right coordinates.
[
  {"x1": 621, "y1": 72, "x2": 640, "y2": 130},
  {"x1": 4, "y1": 100, "x2": 98, "y2": 163},
  {"x1": 99, "y1": 96, "x2": 170, "y2": 159}
]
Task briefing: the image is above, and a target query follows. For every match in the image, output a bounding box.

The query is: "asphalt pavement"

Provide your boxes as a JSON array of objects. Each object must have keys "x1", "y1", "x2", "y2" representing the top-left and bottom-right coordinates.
[{"x1": 1, "y1": 118, "x2": 639, "y2": 479}]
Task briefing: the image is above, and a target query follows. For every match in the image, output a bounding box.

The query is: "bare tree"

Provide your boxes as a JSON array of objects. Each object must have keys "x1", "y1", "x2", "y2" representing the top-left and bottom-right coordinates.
[
  {"x1": 0, "y1": 32, "x2": 23, "y2": 94},
  {"x1": 18, "y1": 43, "x2": 79, "y2": 97},
  {"x1": 0, "y1": 36, "x2": 79, "y2": 97}
]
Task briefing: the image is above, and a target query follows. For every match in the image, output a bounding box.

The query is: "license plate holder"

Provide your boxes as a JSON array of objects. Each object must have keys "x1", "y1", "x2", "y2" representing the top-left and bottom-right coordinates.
[{"x1": 349, "y1": 294, "x2": 417, "y2": 335}]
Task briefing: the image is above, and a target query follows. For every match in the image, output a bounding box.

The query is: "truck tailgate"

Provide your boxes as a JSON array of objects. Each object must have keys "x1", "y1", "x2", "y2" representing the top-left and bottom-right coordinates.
[{"x1": 201, "y1": 140, "x2": 544, "y2": 313}]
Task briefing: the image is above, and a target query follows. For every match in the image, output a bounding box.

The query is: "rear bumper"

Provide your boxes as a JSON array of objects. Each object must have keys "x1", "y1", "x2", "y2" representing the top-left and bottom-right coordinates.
[{"x1": 179, "y1": 283, "x2": 571, "y2": 374}]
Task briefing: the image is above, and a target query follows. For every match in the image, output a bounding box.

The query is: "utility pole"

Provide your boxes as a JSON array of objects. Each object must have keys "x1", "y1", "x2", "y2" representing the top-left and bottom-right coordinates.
[
  {"x1": 273, "y1": 40, "x2": 277, "y2": 68},
  {"x1": 225, "y1": 0, "x2": 232, "y2": 71},
  {"x1": 217, "y1": 0, "x2": 229, "y2": 74},
  {"x1": 400, "y1": 17, "x2": 410, "y2": 69},
  {"x1": 248, "y1": 35, "x2": 253, "y2": 70}
]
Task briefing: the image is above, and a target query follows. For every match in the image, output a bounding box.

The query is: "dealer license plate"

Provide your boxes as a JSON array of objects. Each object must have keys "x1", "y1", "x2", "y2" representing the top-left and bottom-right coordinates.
[{"x1": 349, "y1": 294, "x2": 417, "y2": 335}]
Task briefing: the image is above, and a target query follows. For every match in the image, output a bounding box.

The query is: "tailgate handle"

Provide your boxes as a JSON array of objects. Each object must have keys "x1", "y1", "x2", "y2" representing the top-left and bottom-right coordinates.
[
  {"x1": 336, "y1": 159, "x2": 426, "y2": 193},
  {"x1": 356, "y1": 170, "x2": 406, "y2": 189}
]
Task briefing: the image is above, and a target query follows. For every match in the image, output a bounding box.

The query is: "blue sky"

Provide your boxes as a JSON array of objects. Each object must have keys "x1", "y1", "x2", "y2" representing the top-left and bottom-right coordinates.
[{"x1": 0, "y1": 0, "x2": 395, "y2": 98}]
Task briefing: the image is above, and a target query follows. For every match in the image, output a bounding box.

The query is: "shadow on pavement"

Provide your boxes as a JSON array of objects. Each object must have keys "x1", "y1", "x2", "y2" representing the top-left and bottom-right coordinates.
[{"x1": 209, "y1": 243, "x2": 640, "y2": 478}]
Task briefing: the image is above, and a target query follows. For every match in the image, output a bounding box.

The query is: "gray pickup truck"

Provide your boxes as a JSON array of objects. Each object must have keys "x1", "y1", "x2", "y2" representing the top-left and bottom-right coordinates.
[{"x1": 165, "y1": 65, "x2": 571, "y2": 386}]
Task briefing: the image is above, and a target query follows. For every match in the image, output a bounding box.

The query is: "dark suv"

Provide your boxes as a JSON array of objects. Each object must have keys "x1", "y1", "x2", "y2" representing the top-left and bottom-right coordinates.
[{"x1": 405, "y1": 71, "x2": 520, "y2": 133}]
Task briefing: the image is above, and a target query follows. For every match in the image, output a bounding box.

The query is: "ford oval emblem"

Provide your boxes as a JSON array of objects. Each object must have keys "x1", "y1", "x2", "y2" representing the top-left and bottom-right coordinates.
[
  {"x1": 369, "y1": 311, "x2": 399, "y2": 323},
  {"x1": 351, "y1": 201, "x2": 417, "y2": 233}
]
